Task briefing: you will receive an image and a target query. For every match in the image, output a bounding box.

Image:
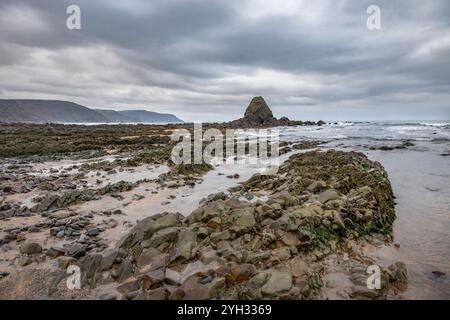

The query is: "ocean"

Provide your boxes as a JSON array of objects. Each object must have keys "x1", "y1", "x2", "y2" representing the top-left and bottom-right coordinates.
[{"x1": 277, "y1": 120, "x2": 450, "y2": 299}]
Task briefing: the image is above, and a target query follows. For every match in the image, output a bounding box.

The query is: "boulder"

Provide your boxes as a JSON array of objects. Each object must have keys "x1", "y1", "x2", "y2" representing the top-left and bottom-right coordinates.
[
  {"x1": 261, "y1": 265, "x2": 292, "y2": 295},
  {"x1": 117, "y1": 213, "x2": 180, "y2": 249},
  {"x1": 231, "y1": 211, "x2": 256, "y2": 234},
  {"x1": 143, "y1": 227, "x2": 179, "y2": 248},
  {"x1": 20, "y1": 242, "x2": 42, "y2": 255},
  {"x1": 173, "y1": 229, "x2": 197, "y2": 261},
  {"x1": 46, "y1": 246, "x2": 65, "y2": 258},
  {"x1": 66, "y1": 243, "x2": 86, "y2": 258}
]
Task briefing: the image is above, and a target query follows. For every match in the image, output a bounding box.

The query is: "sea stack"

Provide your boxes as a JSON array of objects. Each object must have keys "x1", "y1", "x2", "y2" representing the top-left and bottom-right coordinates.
[
  {"x1": 229, "y1": 96, "x2": 324, "y2": 128},
  {"x1": 243, "y1": 96, "x2": 275, "y2": 125}
]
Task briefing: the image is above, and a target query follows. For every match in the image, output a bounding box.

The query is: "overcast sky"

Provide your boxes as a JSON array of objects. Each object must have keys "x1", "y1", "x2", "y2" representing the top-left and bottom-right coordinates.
[{"x1": 0, "y1": 0, "x2": 449, "y2": 121}]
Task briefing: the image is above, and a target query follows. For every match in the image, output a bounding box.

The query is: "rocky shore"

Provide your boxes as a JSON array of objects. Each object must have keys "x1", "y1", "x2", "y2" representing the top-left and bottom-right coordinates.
[
  {"x1": 0, "y1": 128, "x2": 407, "y2": 299},
  {"x1": 0, "y1": 99, "x2": 408, "y2": 299}
]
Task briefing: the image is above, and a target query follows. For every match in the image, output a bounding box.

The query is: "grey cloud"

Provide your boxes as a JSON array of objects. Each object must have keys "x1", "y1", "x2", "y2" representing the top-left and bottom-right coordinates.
[{"x1": 0, "y1": 0, "x2": 449, "y2": 121}]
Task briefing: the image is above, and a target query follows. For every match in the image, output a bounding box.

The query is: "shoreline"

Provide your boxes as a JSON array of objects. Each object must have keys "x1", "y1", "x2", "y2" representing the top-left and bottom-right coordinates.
[
  {"x1": 0, "y1": 123, "x2": 407, "y2": 299},
  {"x1": 1, "y1": 122, "x2": 449, "y2": 299}
]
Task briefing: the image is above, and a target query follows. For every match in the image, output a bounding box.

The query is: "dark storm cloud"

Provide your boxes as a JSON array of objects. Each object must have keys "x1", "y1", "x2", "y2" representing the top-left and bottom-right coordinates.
[{"x1": 0, "y1": 0, "x2": 449, "y2": 121}]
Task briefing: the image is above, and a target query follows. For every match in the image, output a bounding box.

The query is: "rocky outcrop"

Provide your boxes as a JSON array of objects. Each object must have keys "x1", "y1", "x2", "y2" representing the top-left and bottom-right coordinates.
[
  {"x1": 229, "y1": 96, "x2": 325, "y2": 128},
  {"x1": 243, "y1": 96, "x2": 275, "y2": 124},
  {"x1": 68, "y1": 150, "x2": 404, "y2": 300}
]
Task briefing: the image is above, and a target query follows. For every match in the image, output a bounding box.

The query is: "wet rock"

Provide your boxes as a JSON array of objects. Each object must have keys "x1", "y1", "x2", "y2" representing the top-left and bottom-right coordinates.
[
  {"x1": 19, "y1": 242, "x2": 42, "y2": 255},
  {"x1": 165, "y1": 268, "x2": 182, "y2": 286},
  {"x1": 117, "y1": 278, "x2": 142, "y2": 295},
  {"x1": 17, "y1": 256, "x2": 33, "y2": 267},
  {"x1": 57, "y1": 256, "x2": 76, "y2": 269},
  {"x1": 136, "y1": 249, "x2": 166, "y2": 269},
  {"x1": 117, "y1": 213, "x2": 181, "y2": 249},
  {"x1": 46, "y1": 246, "x2": 65, "y2": 258},
  {"x1": 172, "y1": 275, "x2": 210, "y2": 300},
  {"x1": 66, "y1": 243, "x2": 87, "y2": 258},
  {"x1": 207, "y1": 277, "x2": 226, "y2": 299},
  {"x1": 87, "y1": 228, "x2": 100, "y2": 237},
  {"x1": 78, "y1": 253, "x2": 103, "y2": 288},
  {"x1": 99, "y1": 181, "x2": 134, "y2": 195},
  {"x1": 117, "y1": 257, "x2": 134, "y2": 282},
  {"x1": 231, "y1": 210, "x2": 256, "y2": 234},
  {"x1": 147, "y1": 287, "x2": 169, "y2": 300},
  {"x1": 31, "y1": 189, "x2": 96, "y2": 212},
  {"x1": 428, "y1": 270, "x2": 447, "y2": 282},
  {"x1": 101, "y1": 248, "x2": 120, "y2": 270},
  {"x1": 386, "y1": 262, "x2": 408, "y2": 290},
  {"x1": 431, "y1": 270, "x2": 446, "y2": 278},
  {"x1": 98, "y1": 293, "x2": 118, "y2": 300},
  {"x1": 173, "y1": 229, "x2": 197, "y2": 261},
  {"x1": 142, "y1": 269, "x2": 165, "y2": 289},
  {"x1": 144, "y1": 227, "x2": 179, "y2": 248},
  {"x1": 351, "y1": 286, "x2": 384, "y2": 299}
]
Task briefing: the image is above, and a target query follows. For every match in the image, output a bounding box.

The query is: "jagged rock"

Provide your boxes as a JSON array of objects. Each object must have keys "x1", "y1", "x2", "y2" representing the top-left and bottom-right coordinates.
[
  {"x1": 143, "y1": 227, "x2": 179, "y2": 248},
  {"x1": 30, "y1": 190, "x2": 96, "y2": 212},
  {"x1": 98, "y1": 181, "x2": 134, "y2": 195},
  {"x1": 78, "y1": 253, "x2": 103, "y2": 288},
  {"x1": 66, "y1": 243, "x2": 87, "y2": 258},
  {"x1": 117, "y1": 278, "x2": 142, "y2": 295},
  {"x1": 136, "y1": 249, "x2": 166, "y2": 268},
  {"x1": 117, "y1": 213, "x2": 181, "y2": 249},
  {"x1": 172, "y1": 229, "x2": 197, "y2": 261},
  {"x1": 101, "y1": 248, "x2": 122, "y2": 270},
  {"x1": 117, "y1": 257, "x2": 134, "y2": 282}
]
